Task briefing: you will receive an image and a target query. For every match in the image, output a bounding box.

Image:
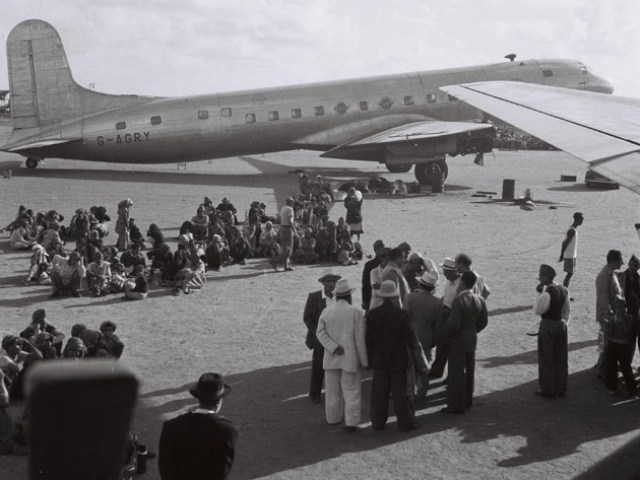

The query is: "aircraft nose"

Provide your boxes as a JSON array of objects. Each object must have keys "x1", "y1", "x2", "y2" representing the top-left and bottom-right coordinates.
[{"x1": 587, "y1": 74, "x2": 615, "y2": 94}]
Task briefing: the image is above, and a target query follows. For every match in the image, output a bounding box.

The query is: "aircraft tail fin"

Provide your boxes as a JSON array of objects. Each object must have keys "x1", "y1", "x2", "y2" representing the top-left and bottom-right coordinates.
[{"x1": 6, "y1": 20, "x2": 153, "y2": 138}]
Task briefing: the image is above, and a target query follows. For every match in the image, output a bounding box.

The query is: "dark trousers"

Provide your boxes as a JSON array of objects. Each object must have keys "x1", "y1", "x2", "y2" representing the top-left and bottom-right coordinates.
[
  {"x1": 446, "y1": 350, "x2": 475, "y2": 411},
  {"x1": 537, "y1": 319, "x2": 568, "y2": 396},
  {"x1": 429, "y1": 343, "x2": 449, "y2": 378},
  {"x1": 309, "y1": 340, "x2": 325, "y2": 400},
  {"x1": 50, "y1": 270, "x2": 82, "y2": 293},
  {"x1": 605, "y1": 340, "x2": 637, "y2": 397},
  {"x1": 370, "y1": 369, "x2": 415, "y2": 431}
]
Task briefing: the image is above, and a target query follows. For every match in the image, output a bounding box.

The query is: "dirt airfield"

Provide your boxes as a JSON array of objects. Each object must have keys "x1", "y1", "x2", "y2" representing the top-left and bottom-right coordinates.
[{"x1": 1, "y1": 128, "x2": 639, "y2": 479}]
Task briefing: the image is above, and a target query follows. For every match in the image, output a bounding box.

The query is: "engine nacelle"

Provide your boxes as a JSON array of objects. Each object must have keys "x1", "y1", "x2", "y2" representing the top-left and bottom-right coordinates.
[{"x1": 385, "y1": 137, "x2": 457, "y2": 160}]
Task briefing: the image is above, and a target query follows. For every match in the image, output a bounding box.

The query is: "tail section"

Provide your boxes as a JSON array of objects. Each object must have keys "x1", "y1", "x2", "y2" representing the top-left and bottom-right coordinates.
[{"x1": 5, "y1": 20, "x2": 153, "y2": 145}]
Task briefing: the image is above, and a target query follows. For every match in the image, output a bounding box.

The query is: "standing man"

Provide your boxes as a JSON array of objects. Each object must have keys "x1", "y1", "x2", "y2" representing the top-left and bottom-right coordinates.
[
  {"x1": 366, "y1": 280, "x2": 427, "y2": 431},
  {"x1": 429, "y1": 258, "x2": 459, "y2": 379},
  {"x1": 159, "y1": 373, "x2": 238, "y2": 480},
  {"x1": 441, "y1": 271, "x2": 488, "y2": 414},
  {"x1": 533, "y1": 264, "x2": 570, "y2": 398},
  {"x1": 558, "y1": 212, "x2": 584, "y2": 290},
  {"x1": 595, "y1": 249, "x2": 625, "y2": 378},
  {"x1": 403, "y1": 271, "x2": 443, "y2": 399},
  {"x1": 115, "y1": 199, "x2": 133, "y2": 252},
  {"x1": 361, "y1": 239, "x2": 385, "y2": 312},
  {"x1": 618, "y1": 255, "x2": 640, "y2": 365},
  {"x1": 303, "y1": 269, "x2": 341, "y2": 404},
  {"x1": 316, "y1": 279, "x2": 368, "y2": 432},
  {"x1": 270, "y1": 197, "x2": 297, "y2": 272},
  {"x1": 381, "y1": 247, "x2": 411, "y2": 307},
  {"x1": 455, "y1": 253, "x2": 490, "y2": 299},
  {"x1": 369, "y1": 247, "x2": 391, "y2": 311}
]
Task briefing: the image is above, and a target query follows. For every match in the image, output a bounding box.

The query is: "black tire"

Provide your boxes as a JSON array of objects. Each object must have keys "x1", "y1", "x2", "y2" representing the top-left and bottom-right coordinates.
[
  {"x1": 415, "y1": 160, "x2": 448, "y2": 185},
  {"x1": 26, "y1": 158, "x2": 38, "y2": 169}
]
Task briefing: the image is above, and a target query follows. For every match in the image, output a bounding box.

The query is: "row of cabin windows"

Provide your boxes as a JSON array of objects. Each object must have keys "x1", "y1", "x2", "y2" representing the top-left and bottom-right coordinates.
[{"x1": 114, "y1": 93, "x2": 444, "y2": 130}]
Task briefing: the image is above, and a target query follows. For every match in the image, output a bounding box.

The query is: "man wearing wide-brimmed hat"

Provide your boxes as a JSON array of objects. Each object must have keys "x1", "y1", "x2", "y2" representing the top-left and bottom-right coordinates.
[
  {"x1": 430, "y1": 257, "x2": 460, "y2": 379},
  {"x1": 303, "y1": 269, "x2": 341, "y2": 403},
  {"x1": 367, "y1": 280, "x2": 427, "y2": 431},
  {"x1": 316, "y1": 279, "x2": 368, "y2": 432},
  {"x1": 403, "y1": 271, "x2": 443, "y2": 400},
  {"x1": 159, "y1": 372, "x2": 238, "y2": 480}
]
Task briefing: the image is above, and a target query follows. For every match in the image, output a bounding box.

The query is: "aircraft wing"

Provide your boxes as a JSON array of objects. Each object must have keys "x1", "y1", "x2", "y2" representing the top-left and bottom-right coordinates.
[
  {"x1": 3, "y1": 138, "x2": 82, "y2": 152},
  {"x1": 441, "y1": 81, "x2": 640, "y2": 194},
  {"x1": 314, "y1": 120, "x2": 494, "y2": 160}
]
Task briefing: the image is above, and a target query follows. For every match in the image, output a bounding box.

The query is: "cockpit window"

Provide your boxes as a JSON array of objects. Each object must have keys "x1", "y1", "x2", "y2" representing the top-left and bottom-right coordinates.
[{"x1": 542, "y1": 70, "x2": 553, "y2": 77}]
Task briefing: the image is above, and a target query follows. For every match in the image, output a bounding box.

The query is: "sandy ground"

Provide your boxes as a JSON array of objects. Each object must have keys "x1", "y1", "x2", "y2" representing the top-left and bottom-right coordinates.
[{"x1": 0, "y1": 126, "x2": 639, "y2": 479}]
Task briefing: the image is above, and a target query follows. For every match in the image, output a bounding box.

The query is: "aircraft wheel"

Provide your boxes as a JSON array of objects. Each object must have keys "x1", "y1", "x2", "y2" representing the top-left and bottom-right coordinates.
[
  {"x1": 385, "y1": 163, "x2": 412, "y2": 173},
  {"x1": 26, "y1": 158, "x2": 39, "y2": 169},
  {"x1": 415, "y1": 161, "x2": 447, "y2": 185}
]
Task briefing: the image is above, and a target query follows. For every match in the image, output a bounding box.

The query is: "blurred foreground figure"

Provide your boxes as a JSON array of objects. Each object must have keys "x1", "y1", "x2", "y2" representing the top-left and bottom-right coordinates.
[
  {"x1": 27, "y1": 360, "x2": 138, "y2": 480},
  {"x1": 159, "y1": 373, "x2": 238, "y2": 480}
]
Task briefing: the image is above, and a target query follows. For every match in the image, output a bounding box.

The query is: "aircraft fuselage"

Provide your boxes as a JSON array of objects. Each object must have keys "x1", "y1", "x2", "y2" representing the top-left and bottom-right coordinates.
[{"x1": 12, "y1": 59, "x2": 612, "y2": 164}]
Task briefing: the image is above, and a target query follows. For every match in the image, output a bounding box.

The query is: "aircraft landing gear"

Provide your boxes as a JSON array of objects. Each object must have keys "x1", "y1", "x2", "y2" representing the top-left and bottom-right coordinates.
[
  {"x1": 25, "y1": 158, "x2": 39, "y2": 169},
  {"x1": 415, "y1": 159, "x2": 448, "y2": 185}
]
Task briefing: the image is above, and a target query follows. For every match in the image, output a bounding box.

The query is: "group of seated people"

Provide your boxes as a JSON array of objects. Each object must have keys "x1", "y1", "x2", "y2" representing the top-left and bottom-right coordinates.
[
  {"x1": 0, "y1": 309, "x2": 124, "y2": 455},
  {"x1": 178, "y1": 194, "x2": 363, "y2": 269},
  {"x1": 8, "y1": 186, "x2": 371, "y2": 299},
  {"x1": 4, "y1": 205, "x2": 114, "y2": 253}
]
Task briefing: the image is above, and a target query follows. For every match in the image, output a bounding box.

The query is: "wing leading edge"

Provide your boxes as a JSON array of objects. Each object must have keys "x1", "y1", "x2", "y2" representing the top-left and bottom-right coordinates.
[{"x1": 441, "y1": 81, "x2": 640, "y2": 194}]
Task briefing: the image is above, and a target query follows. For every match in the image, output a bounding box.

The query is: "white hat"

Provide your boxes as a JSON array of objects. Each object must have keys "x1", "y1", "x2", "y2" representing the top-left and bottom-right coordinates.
[
  {"x1": 440, "y1": 257, "x2": 457, "y2": 271},
  {"x1": 417, "y1": 271, "x2": 439, "y2": 287},
  {"x1": 378, "y1": 280, "x2": 399, "y2": 297},
  {"x1": 334, "y1": 279, "x2": 353, "y2": 296}
]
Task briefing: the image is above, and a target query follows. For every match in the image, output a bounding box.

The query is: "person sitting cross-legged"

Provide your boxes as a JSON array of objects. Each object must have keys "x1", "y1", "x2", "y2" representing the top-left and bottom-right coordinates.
[
  {"x1": 50, "y1": 251, "x2": 85, "y2": 298},
  {"x1": 86, "y1": 252, "x2": 112, "y2": 297}
]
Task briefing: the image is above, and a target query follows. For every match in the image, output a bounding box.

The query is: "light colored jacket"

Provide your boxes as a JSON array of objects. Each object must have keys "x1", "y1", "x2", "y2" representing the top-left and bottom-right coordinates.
[
  {"x1": 316, "y1": 299, "x2": 368, "y2": 372},
  {"x1": 381, "y1": 262, "x2": 410, "y2": 307}
]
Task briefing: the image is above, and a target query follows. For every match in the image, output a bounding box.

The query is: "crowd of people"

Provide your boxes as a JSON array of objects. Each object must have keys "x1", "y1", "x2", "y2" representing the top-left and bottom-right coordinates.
[
  {"x1": 3, "y1": 186, "x2": 640, "y2": 479},
  {"x1": 0, "y1": 309, "x2": 124, "y2": 454},
  {"x1": 300, "y1": 214, "x2": 640, "y2": 441},
  {"x1": 304, "y1": 242, "x2": 492, "y2": 433}
]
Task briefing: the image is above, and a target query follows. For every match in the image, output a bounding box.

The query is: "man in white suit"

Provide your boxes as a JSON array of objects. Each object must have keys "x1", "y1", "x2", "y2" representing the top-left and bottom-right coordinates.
[{"x1": 316, "y1": 279, "x2": 368, "y2": 432}]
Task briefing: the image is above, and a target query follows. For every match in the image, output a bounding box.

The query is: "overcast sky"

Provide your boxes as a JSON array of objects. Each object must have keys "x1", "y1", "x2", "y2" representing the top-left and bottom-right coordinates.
[{"x1": 1, "y1": 0, "x2": 638, "y2": 98}]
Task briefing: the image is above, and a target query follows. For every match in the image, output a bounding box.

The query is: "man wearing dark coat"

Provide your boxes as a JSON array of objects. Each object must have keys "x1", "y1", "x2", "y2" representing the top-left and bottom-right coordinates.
[
  {"x1": 303, "y1": 270, "x2": 340, "y2": 403},
  {"x1": 618, "y1": 255, "x2": 640, "y2": 357},
  {"x1": 159, "y1": 373, "x2": 238, "y2": 480},
  {"x1": 361, "y1": 239, "x2": 385, "y2": 311},
  {"x1": 442, "y1": 271, "x2": 488, "y2": 414},
  {"x1": 366, "y1": 280, "x2": 427, "y2": 431}
]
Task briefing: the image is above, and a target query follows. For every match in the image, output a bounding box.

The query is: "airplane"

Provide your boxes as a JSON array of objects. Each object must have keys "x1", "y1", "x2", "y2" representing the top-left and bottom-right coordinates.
[
  {"x1": 1, "y1": 19, "x2": 614, "y2": 185},
  {"x1": 441, "y1": 81, "x2": 640, "y2": 194}
]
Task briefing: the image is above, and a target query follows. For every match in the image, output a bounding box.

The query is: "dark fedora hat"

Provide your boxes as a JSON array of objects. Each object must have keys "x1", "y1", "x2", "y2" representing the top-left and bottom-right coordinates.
[{"x1": 189, "y1": 373, "x2": 231, "y2": 401}]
